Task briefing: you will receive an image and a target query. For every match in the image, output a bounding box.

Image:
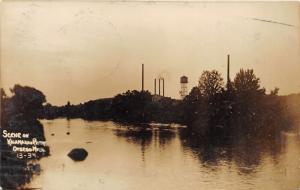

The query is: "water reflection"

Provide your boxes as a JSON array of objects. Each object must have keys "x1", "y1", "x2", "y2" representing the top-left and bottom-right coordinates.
[
  {"x1": 26, "y1": 119, "x2": 300, "y2": 190},
  {"x1": 113, "y1": 122, "x2": 287, "y2": 176},
  {"x1": 114, "y1": 126, "x2": 176, "y2": 146},
  {"x1": 113, "y1": 124, "x2": 177, "y2": 163},
  {"x1": 179, "y1": 128, "x2": 285, "y2": 175}
]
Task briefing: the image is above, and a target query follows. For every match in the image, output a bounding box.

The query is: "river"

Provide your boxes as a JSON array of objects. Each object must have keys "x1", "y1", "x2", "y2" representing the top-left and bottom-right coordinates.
[{"x1": 26, "y1": 118, "x2": 300, "y2": 190}]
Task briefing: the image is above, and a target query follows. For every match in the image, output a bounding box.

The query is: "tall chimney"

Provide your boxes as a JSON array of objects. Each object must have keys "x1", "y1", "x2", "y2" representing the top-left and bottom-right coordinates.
[
  {"x1": 227, "y1": 54, "x2": 230, "y2": 85},
  {"x1": 154, "y1": 78, "x2": 156, "y2": 95},
  {"x1": 158, "y1": 78, "x2": 161, "y2": 96},
  {"x1": 162, "y1": 78, "x2": 165, "y2": 97},
  {"x1": 142, "y1": 64, "x2": 144, "y2": 91}
]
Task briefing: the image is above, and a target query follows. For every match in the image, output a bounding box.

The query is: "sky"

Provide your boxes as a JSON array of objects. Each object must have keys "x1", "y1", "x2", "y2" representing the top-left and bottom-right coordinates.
[{"x1": 1, "y1": 1, "x2": 300, "y2": 105}]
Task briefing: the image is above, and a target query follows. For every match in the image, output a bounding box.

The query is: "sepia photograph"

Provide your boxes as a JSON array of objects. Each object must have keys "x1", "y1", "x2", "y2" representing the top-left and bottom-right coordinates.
[{"x1": 1, "y1": 1, "x2": 300, "y2": 190}]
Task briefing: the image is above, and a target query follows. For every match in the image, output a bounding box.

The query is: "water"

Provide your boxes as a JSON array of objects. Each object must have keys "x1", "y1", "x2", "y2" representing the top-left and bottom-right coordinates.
[{"x1": 26, "y1": 119, "x2": 300, "y2": 190}]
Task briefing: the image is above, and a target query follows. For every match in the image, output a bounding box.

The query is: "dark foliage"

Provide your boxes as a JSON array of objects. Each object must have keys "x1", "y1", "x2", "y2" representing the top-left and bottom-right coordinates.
[
  {"x1": 111, "y1": 90, "x2": 152, "y2": 122},
  {"x1": 3, "y1": 85, "x2": 46, "y2": 120},
  {"x1": 42, "y1": 90, "x2": 182, "y2": 124},
  {"x1": 183, "y1": 69, "x2": 295, "y2": 141},
  {"x1": 1, "y1": 85, "x2": 49, "y2": 189}
]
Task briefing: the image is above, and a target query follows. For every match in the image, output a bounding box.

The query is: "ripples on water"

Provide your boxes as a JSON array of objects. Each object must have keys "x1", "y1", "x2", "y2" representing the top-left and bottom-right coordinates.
[{"x1": 26, "y1": 119, "x2": 300, "y2": 190}]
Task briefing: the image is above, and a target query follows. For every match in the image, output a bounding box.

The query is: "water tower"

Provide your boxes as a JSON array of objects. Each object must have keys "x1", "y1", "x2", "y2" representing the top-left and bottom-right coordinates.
[{"x1": 180, "y1": 76, "x2": 188, "y2": 99}]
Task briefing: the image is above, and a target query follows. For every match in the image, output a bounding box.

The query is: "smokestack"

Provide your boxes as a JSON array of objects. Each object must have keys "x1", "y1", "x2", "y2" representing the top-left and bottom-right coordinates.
[
  {"x1": 162, "y1": 78, "x2": 164, "y2": 97},
  {"x1": 158, "y1": 78, "x2": 161, "y2": 96},
  {"x1": 142, "y1": 64, "x2": 144, "y2": 91},
  {"x1": 154, "y1": 78, "x2": 156, "y2": 95},
  {"x1": 227, "y1": 55, "x2": 230, "y2": 84}
]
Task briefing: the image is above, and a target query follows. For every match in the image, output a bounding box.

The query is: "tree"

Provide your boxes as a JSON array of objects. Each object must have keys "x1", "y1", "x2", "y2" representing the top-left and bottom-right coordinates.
[
  {"x1": 1, "y1": 88, "x2": 7, "y2": 124},
  {"x1": 7, "y1": 84, "x2": 46, "y2": 118},
  {"x1": 111, "y1": 90, "x2": 152, "y2": 122},
  {"x1": 233, "y1": 69, "x2": 262, "y2": 94},
  {"x1": 182, "y1": 87, "x2": 203, "y2": 123},
  {"x1": 270, "y1": 87, "x2": 279, "y2": 96},
  {"x1": 1, "y1": 88, "x2": 7, "y2": 107},
  {"x1": 185, "y1": 87, "x2": 202, "y2": 102},
  {"x1": 198, "y1": 70, "x2": 224, "y2": 98},
  {"x1": 1, "y1": 88, "x2": 6, "y2": 100}
]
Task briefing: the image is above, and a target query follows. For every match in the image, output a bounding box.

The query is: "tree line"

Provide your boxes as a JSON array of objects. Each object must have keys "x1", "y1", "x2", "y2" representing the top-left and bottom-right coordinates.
[
  {"x1": 181, "y1": 69, "x2": 293, "y2": 141},
  {"x1": 40, "y1": 68, "x2": 297, "y2": 140}
]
